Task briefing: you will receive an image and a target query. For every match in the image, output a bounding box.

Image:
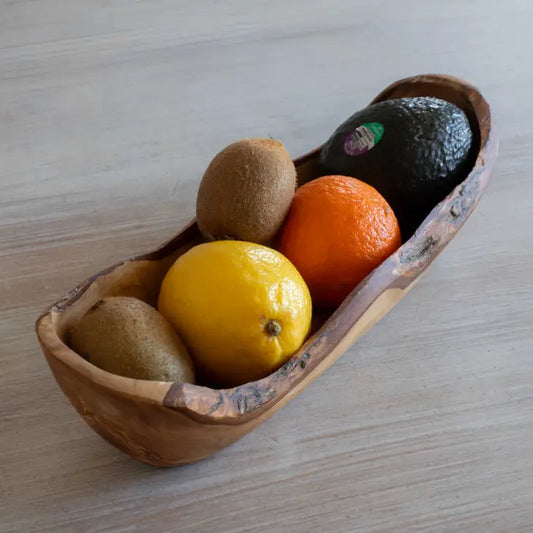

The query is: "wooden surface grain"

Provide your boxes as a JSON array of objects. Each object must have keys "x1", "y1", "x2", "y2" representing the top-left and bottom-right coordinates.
[{"x1": 1, "y1": 1, "x2": 532, "y2": 531}]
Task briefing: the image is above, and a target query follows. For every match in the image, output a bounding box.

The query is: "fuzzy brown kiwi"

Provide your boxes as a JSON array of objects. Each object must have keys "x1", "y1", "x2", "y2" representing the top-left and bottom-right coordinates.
[
  {"x1": 196, "y1": 138, "x2": 296, "y2": 245},
  {"x1": 70, "y1": 296, "x2": 195, "y2": 382}
]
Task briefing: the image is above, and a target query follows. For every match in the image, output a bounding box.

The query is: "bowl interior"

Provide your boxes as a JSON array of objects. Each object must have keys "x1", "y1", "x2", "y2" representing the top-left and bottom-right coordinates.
[{"x1": 51, "y1": 226, "x2": 204, "y2": 347}]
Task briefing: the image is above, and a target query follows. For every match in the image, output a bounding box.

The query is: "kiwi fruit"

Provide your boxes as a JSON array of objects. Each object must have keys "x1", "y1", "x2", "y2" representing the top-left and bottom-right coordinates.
[
  {"x1": 196, "y1": 138, "x2": 296, "y2": 245},
  {"x1": 70, "y1": 296, "x2": 195, "y2": 382}
]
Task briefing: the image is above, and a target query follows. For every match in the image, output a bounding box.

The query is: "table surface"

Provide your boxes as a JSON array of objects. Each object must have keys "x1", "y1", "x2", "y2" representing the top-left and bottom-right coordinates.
[{"x1": 2, "y1": 2, "x2": 532, "y2": 532}]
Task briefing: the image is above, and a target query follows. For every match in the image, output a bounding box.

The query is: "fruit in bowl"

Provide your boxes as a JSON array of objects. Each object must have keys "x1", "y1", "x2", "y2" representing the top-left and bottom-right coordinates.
[
  {"x1": 158, "y1": 240, "x2": 312, "y2": 387},
  {"x1": 279, "y1": 175, "x2": 401, "y2": 308}
]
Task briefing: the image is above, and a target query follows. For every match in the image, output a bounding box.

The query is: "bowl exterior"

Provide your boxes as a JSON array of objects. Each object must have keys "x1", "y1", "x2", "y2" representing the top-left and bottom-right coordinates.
[
  {"x1": 39, "y1": 337, "x2": 258, "y2": 466},
  {"x1": 35, "y1": 74, "x2": 497, "y2": 467}
]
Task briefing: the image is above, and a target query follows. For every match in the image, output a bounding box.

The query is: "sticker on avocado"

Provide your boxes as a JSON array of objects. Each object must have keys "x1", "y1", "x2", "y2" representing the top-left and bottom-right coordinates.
[{"x1": 344, "y1": 122, "x2": 384, "y2": 156}]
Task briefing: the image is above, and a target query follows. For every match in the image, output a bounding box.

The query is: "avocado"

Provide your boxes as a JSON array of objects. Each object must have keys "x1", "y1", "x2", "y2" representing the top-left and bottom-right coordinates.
[{"x1": 319, "y1": 97, "x2": 475, "y2": 237}]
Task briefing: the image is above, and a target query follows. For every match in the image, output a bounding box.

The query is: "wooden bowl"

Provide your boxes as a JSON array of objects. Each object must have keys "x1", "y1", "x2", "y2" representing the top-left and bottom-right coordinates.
[{"x1": 35, "y1": 74, "x2": 498, "y2": 466}]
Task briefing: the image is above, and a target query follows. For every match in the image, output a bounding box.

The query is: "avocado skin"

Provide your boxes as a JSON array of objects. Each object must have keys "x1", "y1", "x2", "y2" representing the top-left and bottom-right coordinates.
[{"x1": 319, "y1": 97, "x2": 475, "y2": 237}]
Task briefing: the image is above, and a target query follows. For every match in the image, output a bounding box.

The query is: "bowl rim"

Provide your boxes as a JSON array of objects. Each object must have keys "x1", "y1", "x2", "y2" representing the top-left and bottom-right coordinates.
[{"x1": 36, "y1": 73, "x2": 498, "y2": 425}]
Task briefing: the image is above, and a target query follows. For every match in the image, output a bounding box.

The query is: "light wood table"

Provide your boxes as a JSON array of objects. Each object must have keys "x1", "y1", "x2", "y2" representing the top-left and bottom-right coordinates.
[{"x1": 2, "y1": 2, "x2": 532, "y2": 531}]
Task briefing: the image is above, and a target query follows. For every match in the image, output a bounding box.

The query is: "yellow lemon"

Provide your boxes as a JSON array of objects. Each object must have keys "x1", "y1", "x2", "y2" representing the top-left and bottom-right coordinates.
[{"x1": 157, "y1": 240, "x2": 312, "y2": 387}]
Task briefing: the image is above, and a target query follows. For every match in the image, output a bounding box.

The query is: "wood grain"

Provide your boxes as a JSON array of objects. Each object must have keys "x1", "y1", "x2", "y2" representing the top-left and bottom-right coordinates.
[{"x1": 1, "y1": 1, "x2": 533, "y2": 531}]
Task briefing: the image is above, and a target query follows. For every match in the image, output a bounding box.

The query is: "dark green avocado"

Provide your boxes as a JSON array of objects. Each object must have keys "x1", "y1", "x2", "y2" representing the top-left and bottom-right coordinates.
[{"x1": 319, "y1": 96, "x2": 475, "y2": 237}]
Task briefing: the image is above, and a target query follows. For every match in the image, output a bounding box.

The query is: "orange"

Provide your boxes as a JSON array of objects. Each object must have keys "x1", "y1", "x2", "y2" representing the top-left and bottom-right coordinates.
[{"x1": 278, "y1": 175, "x2": 401, "y2": 308}]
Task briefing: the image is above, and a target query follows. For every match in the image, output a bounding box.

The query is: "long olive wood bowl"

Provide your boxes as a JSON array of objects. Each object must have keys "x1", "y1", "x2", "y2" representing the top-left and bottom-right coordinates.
[{"x1": 36, "y1": 74, "x2": 497, "y2": 466}]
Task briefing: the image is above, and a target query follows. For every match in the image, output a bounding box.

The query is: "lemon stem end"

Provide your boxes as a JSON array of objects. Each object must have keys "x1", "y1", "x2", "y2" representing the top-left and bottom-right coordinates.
[{"x1": 265, "y1": 320, "x2": 282, "y2": 337}]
